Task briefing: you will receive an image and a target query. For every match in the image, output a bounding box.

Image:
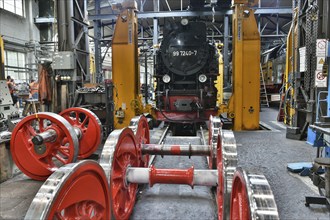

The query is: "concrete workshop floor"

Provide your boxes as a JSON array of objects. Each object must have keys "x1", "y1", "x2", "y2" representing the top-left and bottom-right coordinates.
[{"x1": 0, "y1": 107, "x2": 329, "y2": 219}]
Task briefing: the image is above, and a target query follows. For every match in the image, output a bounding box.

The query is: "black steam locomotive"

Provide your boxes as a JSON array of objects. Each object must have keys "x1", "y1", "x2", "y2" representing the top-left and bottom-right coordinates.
[{"x1": 155, "y1": 19, "x2": 219, "y2": 122}]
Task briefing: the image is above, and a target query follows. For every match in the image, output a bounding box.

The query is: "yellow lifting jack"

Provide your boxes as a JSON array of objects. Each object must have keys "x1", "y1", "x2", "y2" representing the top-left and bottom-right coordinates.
[
  {"x1": 227, "y1": 0, "x2": 261, "y2": 130},
  {"x1": 111, "y1": 1, "x2": 143, "y2": 128}
]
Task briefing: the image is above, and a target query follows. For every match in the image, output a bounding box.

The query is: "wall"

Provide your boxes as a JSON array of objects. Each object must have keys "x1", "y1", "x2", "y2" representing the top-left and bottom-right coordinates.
[
  {"x1": 0, "y1": 0, "x2": 40, "y2": 80},
  {"x1": 0, "y1": 0, "x2": 39, "y2": 46}
]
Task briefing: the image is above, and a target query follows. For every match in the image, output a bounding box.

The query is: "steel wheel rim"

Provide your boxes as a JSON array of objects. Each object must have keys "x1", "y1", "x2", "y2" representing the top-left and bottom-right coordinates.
[
  {"x1": 25, "y1": 160, "x2": 111, "y2": 219},
  {"x1": 60, "y1": 107, "x2": 102, "y2": 159},
  {"x1": 129, "y1": 115, "x2": 150, "y2": 167},
  {"x1": 208, "y1": 115, "x2": 221, "y2": 169},
  {"x1": 219, "y1": 130, "x2": 238, "y2": 219},
  {"x1": 10, "y1": 112, "x2": 79, "y2": 180},
  {"x1": 100, "y1": 128, "x2": 139, "y2": 219}
]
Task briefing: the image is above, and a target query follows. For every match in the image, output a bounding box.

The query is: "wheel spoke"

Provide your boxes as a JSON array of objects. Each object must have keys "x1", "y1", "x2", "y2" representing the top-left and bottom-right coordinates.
[
  {"x1": 114, "y1": 157, "x2": 126, "y2": 170},
  {"x1": 58, "y1": 146, "x2": 70, "y2": 157},
  {"x1": 112, "y1": 170, "x2": 123, "y2": 180},
  {"x1": 112, "y1": 183, "x2": 122, "y2": 202},
  {"x1": 81, "y1": 116, "x2": 89, "y2": 127},
  {"x1": 52, "y1": 152, "x2": 68, "y2": 164},
  {"x1": 41, "y1": 156, "x2": 57, "y2": 169},
  {"x1": 118, "y1": 189, "x2": 126, "y2": 213},
  {"x1": 75, "y1": 112, "x2": 79, "y2": 122},
  {"x1": 38, "y1": 119, "x2": 45, "y2": 132},
  {"x1": 126, "y1": 186, "x2": 132, "y2": 202},
  {"x1": 25, "y1": 124, "x2": 37, "y2": 136}
]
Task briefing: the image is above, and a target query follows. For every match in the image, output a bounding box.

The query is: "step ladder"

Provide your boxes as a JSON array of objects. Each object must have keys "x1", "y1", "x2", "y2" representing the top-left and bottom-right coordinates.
[
  {"x1": 260, "y1": 64, "x2": 269, "y2": 107},
  {"x1": 277, "y1": 92, "x2": 285, "y2": 122}
]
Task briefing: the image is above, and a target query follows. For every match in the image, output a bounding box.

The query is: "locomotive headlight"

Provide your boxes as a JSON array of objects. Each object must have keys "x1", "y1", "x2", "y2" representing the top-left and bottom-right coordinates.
[
  {"x1": 181, "y1": 18, "x2": 189, "y2": 26},
  {"x1": 199, "y1": 74, "x2": 207, "y2": 83},
  {"x1": 162, "y1": 74, "x2": 171, "y2": 83}
]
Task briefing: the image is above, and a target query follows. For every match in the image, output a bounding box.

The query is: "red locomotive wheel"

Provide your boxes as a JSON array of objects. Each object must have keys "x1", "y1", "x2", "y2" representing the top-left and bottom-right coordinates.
[
  {"x1": 217, "y1": 130, "x2": 238, "y2": 220},
  {"x1": 10, "y1": 112, "x2": 79, "y2": 180},
  {"x1": 216, "y1": 134, "x2": 225, "y2": 220},
  {"x1": 100, "y1": 128, "x2": 140, "y2": 220},
  {"x1": 230, "y1": 168, "x2": 279, "y2": 220},
  {"x1": 230, "y1": 169, "x2": 250, "y2": 220},
  {"x1": 130, "y1": 115, "x2": 150, "y2": 167},
  {"x1": 60, "y1": 107, "x2": 102, "y2": 159},
  {"x1": 25, "y1": 160, "x2": 111, "y2": 219}
]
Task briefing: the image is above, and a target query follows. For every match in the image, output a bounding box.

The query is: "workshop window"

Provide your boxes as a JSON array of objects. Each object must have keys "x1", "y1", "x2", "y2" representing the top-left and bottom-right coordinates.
[
  {"x1": 0, "y1": 0, "x2": 24, "y2": 16},
  {"x1": 4, "y1": 50, "x2": 27, "y2": 81}
]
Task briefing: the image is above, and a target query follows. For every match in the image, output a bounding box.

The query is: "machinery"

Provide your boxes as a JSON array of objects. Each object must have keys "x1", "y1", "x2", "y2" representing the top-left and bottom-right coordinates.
[
  {"x1": 305, "y1": 41, "x2": 330, "y2": 209},
  {"x1": 111, "y1": 0, "x2": 261, "y2": 131},
  {"x1": 9, "y1": 107, "x2": 102, "y2": 180},
  {"x1": 154, "y1": 20, "x2": 219, "y2": 123},
  {"x1": 112, "y1": 1, "x2": 143, "y2": 129},
  {"x1": 22, "y1": 114, "x2": 279, "y2": 219},
  {"x1": 283, "y1": 0, "x2": 330, "y2": 139},
  {"x1": 0, "y1": 80, "x2": 20, "y2": 132},
  {"x1": 227, "y1": 1, "x2": 260, "y2": 130},
  {"x1": 3, "y1": 1, "x2": 277, "y2": 218}
]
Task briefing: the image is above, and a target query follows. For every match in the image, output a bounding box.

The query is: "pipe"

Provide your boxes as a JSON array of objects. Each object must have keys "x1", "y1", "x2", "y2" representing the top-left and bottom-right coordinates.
[{"x1": 126, "y1": 166, "x2": 218, "y2": 188}]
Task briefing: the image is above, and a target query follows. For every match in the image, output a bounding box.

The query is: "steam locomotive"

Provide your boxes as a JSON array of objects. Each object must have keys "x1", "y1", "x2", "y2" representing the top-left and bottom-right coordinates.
[{"x1": 154, "y1": 19, "x2": 219, "y2": 123}]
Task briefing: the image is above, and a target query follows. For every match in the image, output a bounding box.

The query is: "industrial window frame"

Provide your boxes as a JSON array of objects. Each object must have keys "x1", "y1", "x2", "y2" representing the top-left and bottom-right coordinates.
[
  {"x1": 4, "y1": 50, "x2": 27, "y2": 82},
  {"x1": 0, "y1": 0, "x2": 24, "y2": 17}
]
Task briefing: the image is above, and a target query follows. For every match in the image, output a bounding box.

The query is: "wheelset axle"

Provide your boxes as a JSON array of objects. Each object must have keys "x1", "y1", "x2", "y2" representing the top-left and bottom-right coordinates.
[
  {"x1": 10, "y1": 107, "x2": 102, "y2": 180},
  {"x1": 126, "y1": 166, "x2": 218, "y2": 187}
]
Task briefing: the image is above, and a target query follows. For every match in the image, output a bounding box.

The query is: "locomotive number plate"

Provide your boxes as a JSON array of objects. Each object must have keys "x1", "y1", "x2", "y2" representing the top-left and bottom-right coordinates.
[{"x1": 172, "y1": 50, "x2": 197, "y2": 57}]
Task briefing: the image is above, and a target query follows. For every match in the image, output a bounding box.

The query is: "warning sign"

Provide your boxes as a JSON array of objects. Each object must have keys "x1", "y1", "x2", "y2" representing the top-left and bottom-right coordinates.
[
  {"x1": 316, "y1": 39, "x2": 327, "y2": 56},
  {"x1": 315, "y1": 71, "x2": 327, "y2": 87},
  {"x1": 317, "y1": 56, "x2": 326, "y2": 70}
]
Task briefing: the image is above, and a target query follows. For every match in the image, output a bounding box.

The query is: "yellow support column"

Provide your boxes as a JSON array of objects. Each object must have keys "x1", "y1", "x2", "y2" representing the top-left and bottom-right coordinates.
[
  {"x1": 229, "y1": 4, "x2": 260, "y2": 130},
  {"x1": 216, "y1": 43, "x2": 224, "y2": 107},
  {"x1": 112, "y1": 2, "x2": 142, "y2": 128}
]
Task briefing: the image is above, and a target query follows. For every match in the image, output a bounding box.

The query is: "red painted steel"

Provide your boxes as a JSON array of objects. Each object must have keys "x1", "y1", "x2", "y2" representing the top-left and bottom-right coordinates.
[
  {"x1": 149, "y1": 165, "x2": 195, "y2": 187},
  {"x1": 230, "y1": 170, "x2": 250, "y2": 220},
  {"x1": 170, "y1": 145, "x2": 181, "y2": 155},
  {"x1": 111, "y1": 128, "x2": 139, "y2": 220},
  {"x1": 60, "y1": 107, "x2": 102, "y2": 159},
  {"x1": 216, "y1": 134, "x2": 225, "y2": 219},
  {"x1": 155, "y1": 109, "x2": 218, "y2": 122},
  {"x1": 135, "y1": 115, "x2": 150, "y2": 167},
  {"x1": 47, "y1": 161, "x2": 111, "y2": 219},
  {"x1": 10, "y1": 113, "x2": 76, "y2": 180}
]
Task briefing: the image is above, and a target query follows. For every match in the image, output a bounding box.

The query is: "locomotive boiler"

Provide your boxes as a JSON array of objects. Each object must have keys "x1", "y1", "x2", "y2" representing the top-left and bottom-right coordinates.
[{"x1": 155, "y1": 19, "x2": 219, "y2": 123}]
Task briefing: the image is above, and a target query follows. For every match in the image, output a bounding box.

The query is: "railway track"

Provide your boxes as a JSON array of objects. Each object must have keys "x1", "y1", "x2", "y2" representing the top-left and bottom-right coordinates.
[{"x1": 132, "y1": 127, "x2": 217, "y2": 219}]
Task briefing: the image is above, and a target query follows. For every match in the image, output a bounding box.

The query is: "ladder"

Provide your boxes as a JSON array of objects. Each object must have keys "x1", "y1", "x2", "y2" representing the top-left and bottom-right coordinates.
[
  {"x1": 277, "y1": 92, "x2": 285, "y2": 122},
  {"x1": 260, "y1": 64, "x2": 269, "y2": 107}
]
